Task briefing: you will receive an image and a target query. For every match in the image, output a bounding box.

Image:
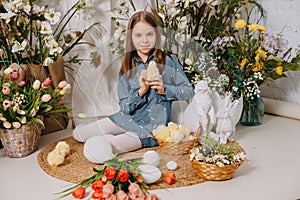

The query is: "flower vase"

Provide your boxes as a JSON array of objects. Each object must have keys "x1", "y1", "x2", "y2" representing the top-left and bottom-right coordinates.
[
  {"x1": 0, "y1": 120, "x2": 43, "y2": 158},
  {"x1": 240, "y1": 96, "x2": 264, "y2": 126}
]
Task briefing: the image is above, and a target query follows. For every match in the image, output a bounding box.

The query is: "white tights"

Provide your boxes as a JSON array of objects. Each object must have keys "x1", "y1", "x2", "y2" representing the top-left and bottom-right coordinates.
[{"x1": 73, "y1": 117, "x2": 142, "y2": 153}]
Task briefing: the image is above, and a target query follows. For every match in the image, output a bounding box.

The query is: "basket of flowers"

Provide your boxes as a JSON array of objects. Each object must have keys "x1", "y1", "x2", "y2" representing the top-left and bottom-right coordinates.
[
  {"x1": 190, "y1": 135, "x2": 246, "y2": 181},
  {"x1": 0, "y1": 68, "x2": 71, "y2": 158},
  {"x1": 153, "y1": 122, "x2": 200, "y2": 155}
]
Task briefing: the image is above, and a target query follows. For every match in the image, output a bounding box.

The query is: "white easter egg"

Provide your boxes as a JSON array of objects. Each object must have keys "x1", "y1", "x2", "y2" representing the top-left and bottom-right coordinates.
[
  {"x1": 83, "y1": 136, "x2": 113, "y2": 164},
  {"x1": 142, "y1": 150, "x2": 160, "y2": 166},
  {"x1": 166, "y1": 161, "x2": 178, "y2": 171},
  {"x1": 138, "y1": 164, "x2": 162, "y2": 184}
]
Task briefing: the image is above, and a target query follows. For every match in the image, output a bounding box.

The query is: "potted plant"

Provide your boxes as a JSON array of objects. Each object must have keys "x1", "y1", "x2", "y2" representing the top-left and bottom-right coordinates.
[
  {"x1": 0, "y1": 0, "x2": 105, "y2": 136},
  {"x1": 0, "y1": 67, "x2": 71, "y2": 157},
  {"x1": 190, "y1": 135, "x2": 246, "y2": 181}
]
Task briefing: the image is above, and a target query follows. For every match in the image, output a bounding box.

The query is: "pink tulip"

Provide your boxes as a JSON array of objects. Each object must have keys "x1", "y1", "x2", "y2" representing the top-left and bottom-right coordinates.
[
  {"x1": 18, "y1": 81, "x2": 26, "y2": 87},
  {"x1": 106, "y1": 194, "x2": 117, "y2": 200},
  {"x1": 145, "y1": 193, "x2": 159, "y2": 200},
  {"x1": 58, "y1": 80, "x2": 67, "y2": 88},
  {"x1": 41, "y1": 94, "x2": 52, "y2": 102},
  {"x1": 128, "y1": 183, "x2": 144, "y2": 199},
  {"x1": 2, "y1": 86, "x2": 10, "y2": 95},
  {"x1": 103, "y1": 183, "x2": 114, "y2": 197},
  {"x1": 10, "y1": 69, "x2": 20, "y2": 80},
  {"x1": 42, "y1": 77, "x2": 53, "y2": 88},
  {"x1": 116, "y1": 190, "x2": 129, "y2": 200},
  {"x1": 3, "y1": 100, "x2": 11, "y2": 108}
]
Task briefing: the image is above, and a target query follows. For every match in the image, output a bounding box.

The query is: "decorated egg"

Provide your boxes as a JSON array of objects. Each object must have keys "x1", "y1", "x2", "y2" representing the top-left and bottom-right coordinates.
[
  {"x1": 83, "y1": 136, "x2": 113, "y2": 164},
  {"x1": 166, "y1": 161, "x2": 178, "y2": 170},
  {"x1": 138, "y1": 164, "x2": 162, "y2": 184},
  {"x1": 142, "y1": 150, "x2": 160, "y2": 166}
]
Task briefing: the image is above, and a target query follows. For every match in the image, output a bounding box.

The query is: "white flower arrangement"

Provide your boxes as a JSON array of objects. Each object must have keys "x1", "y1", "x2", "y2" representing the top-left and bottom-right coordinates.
[
  {"x1": 190, "y1": 135, "x2": 246, "y2": 167},
  {"x1": 0, "y1": 0, "x2": 104, "y2": 68}
]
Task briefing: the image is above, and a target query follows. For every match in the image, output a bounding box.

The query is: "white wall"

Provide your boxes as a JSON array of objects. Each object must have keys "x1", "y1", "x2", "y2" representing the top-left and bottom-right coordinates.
[
  {"x1": 258, "y1": 0, "x2": 300, "y2": 104},
  {"x1": 64, "y1": 0, "x2": 300, "y2": 123}
]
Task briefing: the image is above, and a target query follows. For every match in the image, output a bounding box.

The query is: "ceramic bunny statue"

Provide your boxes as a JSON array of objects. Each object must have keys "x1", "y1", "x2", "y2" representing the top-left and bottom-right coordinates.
[
  {"x1": 215, "y1": 96, "x2": 239, "y2": 144},
  {"x1": 183, "y1": 80, "x2": 216, "y2": 135}
]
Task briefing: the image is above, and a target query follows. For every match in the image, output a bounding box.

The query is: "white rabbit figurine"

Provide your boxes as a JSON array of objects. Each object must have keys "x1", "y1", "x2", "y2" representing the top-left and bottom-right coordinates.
[
  {"x1": 215, "y1": 96, "x2": 239, "y2": 144},
  {"x1": 183, "y1": 80, "x2": 216, "y2": 135}
]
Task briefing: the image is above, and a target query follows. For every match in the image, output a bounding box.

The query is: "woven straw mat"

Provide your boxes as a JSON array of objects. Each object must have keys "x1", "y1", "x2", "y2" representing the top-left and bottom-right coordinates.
[{"x1": 37, "y1": 136, "x2": 206, "y2": 190}]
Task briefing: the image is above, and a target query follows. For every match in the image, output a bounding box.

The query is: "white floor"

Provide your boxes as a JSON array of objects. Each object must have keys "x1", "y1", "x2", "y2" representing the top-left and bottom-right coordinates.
[{"x1": 0, "y1": 114, "x2": 300, "y2": 200}]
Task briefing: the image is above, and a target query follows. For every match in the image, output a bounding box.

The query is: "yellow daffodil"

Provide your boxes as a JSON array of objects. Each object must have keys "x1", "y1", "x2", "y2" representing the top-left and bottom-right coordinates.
[
  {"x1": 252, "y1": 62, "x2": 263, "y2": 71},
  {"x1": 235, "y1": 19, "x2": 246, "y2": 29},
  {"x1": 239, "y1": 58, "x2": 248, "y2": 67},
  {"x1": 258, "y1": 25, "x2": 266, "y2": 32},
  {"x1": 276, "y1": 66, "x2": 283, "y2": 75},
  {"x1": 256, "y1": 49, "x2": 268, "y2": 59},
  {"x1": 247, "y1": 23, "x2": 259, "y2": 31}
]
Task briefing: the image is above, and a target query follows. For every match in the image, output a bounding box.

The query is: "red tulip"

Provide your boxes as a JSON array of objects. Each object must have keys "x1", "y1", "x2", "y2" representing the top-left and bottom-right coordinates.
[
  {"x1": 117, "y1": 169, "x2": 129, "y2": 183},
  {"x1": 105, "y1": 167, "x2": 117, "y2": 180},
  {"x1": 72, "y1": 187, "x2": 85, "y2": 199},
  {"x1": 91, "y1": 190, "x2": 103, "y2": 199},
  {"x1": 91, "y1": 180, "x2": 104, "y2": 191},
  {"x1": 164, "y1": 171, "x2": 176, "y2": 185}
]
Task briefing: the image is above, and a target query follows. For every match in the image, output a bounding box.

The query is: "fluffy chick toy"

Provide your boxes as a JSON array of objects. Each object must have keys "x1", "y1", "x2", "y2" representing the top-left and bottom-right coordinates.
[
  {"x1": 47, "y1": 149, "x2": 65, "y2": 168},
  {"x1": 47, "y1": 141, "x2": 70, "y2": 167},
  {"x1": 55, "y1": 141, "x2": 70, "y2": 156}
]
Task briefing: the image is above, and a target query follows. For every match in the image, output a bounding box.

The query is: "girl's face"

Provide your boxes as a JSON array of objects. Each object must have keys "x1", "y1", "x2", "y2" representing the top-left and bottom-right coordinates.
[{"x1": 131, "y1": 21, "x2": 156, "y2": 59}]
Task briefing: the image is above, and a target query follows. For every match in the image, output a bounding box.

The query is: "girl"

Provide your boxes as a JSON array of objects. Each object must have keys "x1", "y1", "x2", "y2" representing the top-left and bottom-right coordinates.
[{"x1": 73, "y1": 11, "x2": 194, "y2": 155}]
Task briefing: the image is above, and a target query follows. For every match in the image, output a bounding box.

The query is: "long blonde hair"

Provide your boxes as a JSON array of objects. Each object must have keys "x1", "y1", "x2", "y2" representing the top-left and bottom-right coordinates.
[{"x1": 120, "y1": 11, "x2": 166, "y2": 78}]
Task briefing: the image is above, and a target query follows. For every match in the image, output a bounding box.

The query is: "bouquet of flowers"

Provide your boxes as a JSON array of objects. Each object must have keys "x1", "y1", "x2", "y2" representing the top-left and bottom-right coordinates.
[
  {"x1": 0, "y1": 0, "x2": 105, "y2": 69},
  {"x1": 208, "y1": 19, "x2": 300, "y2": 101},
  {"x1": 57, "y1": 157, "x2": 159, "y2": 200},
  {"x1": 0, "y1": 66, "x2": 71, "y2": 129}
]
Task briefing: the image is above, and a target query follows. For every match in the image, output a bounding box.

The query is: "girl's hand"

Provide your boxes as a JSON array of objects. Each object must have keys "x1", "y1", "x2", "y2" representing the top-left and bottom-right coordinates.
[
  {"x1": 149, "y1": 75, "x2": 165, "y2": 95},
  {"x1": 138, "y1": 70, "x2": 149, "y2": 97}
]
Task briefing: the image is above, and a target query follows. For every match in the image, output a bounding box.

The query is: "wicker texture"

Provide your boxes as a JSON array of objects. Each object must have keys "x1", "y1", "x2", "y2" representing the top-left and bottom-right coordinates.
[
  {"x1": 191, "y1": 143, "x2": 245, "y2": 181},
  {"x1": 156, "y1": 132, "x2": 199, "y2": 155},
  {"x1": 0, "y1": 122, "x2": 43, "y2": 158},
  {"x1": 37, "y1": 136, "x2": 207, "y2": 188},
  {"x1": 191, "y1": 159, "x2": 243, "y2": 181}
]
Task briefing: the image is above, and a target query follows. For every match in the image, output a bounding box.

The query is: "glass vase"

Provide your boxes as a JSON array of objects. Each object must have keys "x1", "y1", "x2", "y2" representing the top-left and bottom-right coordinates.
[{"x1": 240, "y1": 95, "x2": 264, "y2": 126}]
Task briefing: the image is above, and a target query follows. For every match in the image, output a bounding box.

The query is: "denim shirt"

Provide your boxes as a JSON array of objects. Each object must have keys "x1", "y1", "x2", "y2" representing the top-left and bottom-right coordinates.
[{"x1": 109, "y1": 54, "x2": 194, "y2": 146}]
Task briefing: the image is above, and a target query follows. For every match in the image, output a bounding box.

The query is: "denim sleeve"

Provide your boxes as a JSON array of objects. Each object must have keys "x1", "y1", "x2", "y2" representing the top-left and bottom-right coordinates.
[
  {"x1": 118, "y1": 74, "x2": 147, "y2": 115},
  {"x1": 164, "y1": 55, "x2": 195, "y2": 101}
]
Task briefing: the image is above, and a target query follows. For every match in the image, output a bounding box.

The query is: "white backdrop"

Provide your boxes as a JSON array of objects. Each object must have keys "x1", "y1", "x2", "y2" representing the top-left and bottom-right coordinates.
[{"x1": 56, "y1": 0, "x2": 300, "y2": 123}]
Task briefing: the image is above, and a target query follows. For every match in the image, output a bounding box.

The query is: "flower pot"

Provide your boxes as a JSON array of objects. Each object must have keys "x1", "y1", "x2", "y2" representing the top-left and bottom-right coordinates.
[
  {"x1": 240, "y1": 95, "x2": 264, "y2": 126},
  {"x1": 0, "y1": 121, "x2": 43, "y2": 158}
]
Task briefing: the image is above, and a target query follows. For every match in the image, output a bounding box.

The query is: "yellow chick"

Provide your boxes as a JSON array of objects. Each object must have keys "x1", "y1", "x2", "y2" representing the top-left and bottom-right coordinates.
[
  {"x1": 170, "y1": 130, "x2": 185, "y2": 143},
  {"x1": 167, "y1": 122, "x2": 179, "y2": 133},
  {"x1": 146, "y1": 61, "x2": 159, "y2": 81},
  {"x1": 47, "y1": 149, "x2": 65, "y2": 168},
  {"x1": 153, "y1": 125, "x2": 169, "y2": 141},
  {"x1": 178, "y1": 125, "x2": 192, "y2": 137},
  {"x1": 55, "y1": 141, "x2": 70, "y2": 156}
]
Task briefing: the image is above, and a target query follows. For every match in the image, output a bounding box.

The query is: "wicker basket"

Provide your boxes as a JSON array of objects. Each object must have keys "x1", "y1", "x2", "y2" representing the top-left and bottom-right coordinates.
[
  {"x1": 191, "y1": 142, "x2": 245, "y2": 181},
  {"x1": 0, "y1": 120, "x2": 43, "y2": 158},
  {"x1": 156, "y1": 132, "x2": 199, "y2": 155}
]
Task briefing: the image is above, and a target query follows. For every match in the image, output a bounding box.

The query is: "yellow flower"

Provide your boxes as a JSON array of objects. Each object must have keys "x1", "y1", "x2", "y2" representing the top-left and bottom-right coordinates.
[
  {"x1": 252, "y1": 62, "x2": 263, "y2": 71},
  {"x1": 235, "y1": 19, "x2": 246, "y2": 29},
  {"x1": 276, "y1": 66, "x2": 283, "y2": 75},
  {"x1": 258, "y1": 25, "x2": 266, "y2": 32},
  {"x1": 256, "y1": 49, "x2": 268, "y2": 59},
  {"x1": 239, "y1": 58, "x2": 248, "y2": 67},
  {"x1": 247, "y1": 23, "x2": 259, "y2": 31}
]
